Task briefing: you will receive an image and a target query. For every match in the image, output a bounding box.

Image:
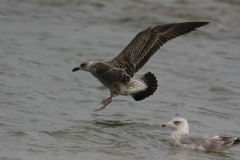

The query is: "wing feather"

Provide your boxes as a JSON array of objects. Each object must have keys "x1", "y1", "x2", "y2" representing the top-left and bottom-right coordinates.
[
  {"x1": 180, "y1": 135, "x2": 239, "y2": 150},
  {"x1": 94, "y1": 63, "x2": 126, "y2": 83}
]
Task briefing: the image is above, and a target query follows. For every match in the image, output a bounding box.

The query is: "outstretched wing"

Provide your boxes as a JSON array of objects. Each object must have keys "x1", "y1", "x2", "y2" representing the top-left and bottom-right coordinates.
[{"x1": 106, "y1": 22, "x2": 209, "y2": 78}]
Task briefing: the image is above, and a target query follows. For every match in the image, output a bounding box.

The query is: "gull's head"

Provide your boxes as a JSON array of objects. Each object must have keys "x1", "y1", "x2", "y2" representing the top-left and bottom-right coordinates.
[
  {"x1": 72, "y1": 61, "x2": 96, "y2": 72},
  {"x1": 161, "y1": 118, "x2": 188, "y2": 131}
]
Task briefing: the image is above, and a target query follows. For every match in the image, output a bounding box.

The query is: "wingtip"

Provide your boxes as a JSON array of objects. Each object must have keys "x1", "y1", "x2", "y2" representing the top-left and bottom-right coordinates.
[
  {"x1": 181, "y1": 21, "x2": 210, "y2": 26},
  {"x1": 200, "y1": 22, "x2": 210, "y2": 25}
]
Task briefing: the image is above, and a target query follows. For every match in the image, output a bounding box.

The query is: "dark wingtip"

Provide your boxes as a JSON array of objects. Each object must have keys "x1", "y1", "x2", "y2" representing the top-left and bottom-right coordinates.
[
  {"x1": 72, "y1": 67, "x2": 80, "y2": 72},
  {"x1": 195, "y1": 22, "x2": 210, "y2": 27},
  {"x1": 193, "y1": 21, "x2": 210, "y2": 26},
  {"x1": 176, "y1": 21, "x2": 210, "y2": 29}
]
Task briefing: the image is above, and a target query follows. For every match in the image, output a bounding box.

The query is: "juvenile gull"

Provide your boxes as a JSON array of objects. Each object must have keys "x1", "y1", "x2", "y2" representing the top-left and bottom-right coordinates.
[
  {"x1": 72, "y1": 22, "x2": 209, "y2": 111},
  {"x1": 161, "y1": 118, "x2": 240, "y2": 151}
]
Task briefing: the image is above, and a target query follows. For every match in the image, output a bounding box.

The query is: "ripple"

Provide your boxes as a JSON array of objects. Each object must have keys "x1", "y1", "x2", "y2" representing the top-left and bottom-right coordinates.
[
  {"x1": 7, "y1": 131, "x2": 28, "y2": 137},
  {"x1": 209, "y1": 87, "x2": 236, "y2": 95}
]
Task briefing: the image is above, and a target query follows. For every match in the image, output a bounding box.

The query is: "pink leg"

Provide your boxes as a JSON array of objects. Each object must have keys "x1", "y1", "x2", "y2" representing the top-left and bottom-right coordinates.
[
  {"x1": 101, "y1": 98, "x2": 111, "y2": 105},
  {"x1": 95, "y1": 97, "x2": 112, "y2": 112}
]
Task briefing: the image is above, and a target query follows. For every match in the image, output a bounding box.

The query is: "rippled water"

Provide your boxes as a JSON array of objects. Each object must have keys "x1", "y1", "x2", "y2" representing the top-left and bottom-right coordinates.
[{"x1": 0, "y1": 0, "x2": 240, "y2": 159}]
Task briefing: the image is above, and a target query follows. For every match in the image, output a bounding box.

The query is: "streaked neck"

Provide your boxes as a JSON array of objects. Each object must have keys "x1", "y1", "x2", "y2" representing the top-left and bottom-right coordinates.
[{"x1": 171, "y1": 125, "x2": 189, "y2": 140}]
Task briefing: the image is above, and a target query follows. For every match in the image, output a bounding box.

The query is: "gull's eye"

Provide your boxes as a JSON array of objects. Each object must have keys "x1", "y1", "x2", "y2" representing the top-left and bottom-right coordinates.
[
  {"x1": 174, "y1": 121, "x2": 181, "y2": 125},
  {"x1": 81, "y1": 63, "x2": 86, "y2": 67}
]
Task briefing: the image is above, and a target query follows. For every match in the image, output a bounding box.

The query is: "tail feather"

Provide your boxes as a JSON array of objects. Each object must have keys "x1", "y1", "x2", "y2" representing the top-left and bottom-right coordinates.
[{"x1": 129, "y1": 72, "x2": 158, "y2": 101}]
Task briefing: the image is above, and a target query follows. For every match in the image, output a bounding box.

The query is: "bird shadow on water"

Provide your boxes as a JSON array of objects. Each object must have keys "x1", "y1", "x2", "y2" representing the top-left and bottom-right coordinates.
[{"x1": 86, "y1": 119, "x2": 168, "y2": 158}]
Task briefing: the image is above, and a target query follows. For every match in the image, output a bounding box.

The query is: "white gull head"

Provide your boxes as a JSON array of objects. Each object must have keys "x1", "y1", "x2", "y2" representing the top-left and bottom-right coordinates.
[
  {"x1": 161, "y1": 118, "x2": 189, "y2": 133},
  {"x1": 72, "y1": 61, "x2": 96, "y2": 72}
]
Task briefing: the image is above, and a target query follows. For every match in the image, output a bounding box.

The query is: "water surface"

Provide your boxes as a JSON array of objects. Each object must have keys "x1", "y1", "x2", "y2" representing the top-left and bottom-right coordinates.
[{"x1": 0, "y1": 0, "x2": 240, "y2": 159}]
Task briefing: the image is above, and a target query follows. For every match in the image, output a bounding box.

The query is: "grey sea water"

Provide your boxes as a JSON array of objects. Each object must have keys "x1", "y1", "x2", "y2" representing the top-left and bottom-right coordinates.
[{"x1": 0, "y1": 0, "x2": 240, "y2": 159}]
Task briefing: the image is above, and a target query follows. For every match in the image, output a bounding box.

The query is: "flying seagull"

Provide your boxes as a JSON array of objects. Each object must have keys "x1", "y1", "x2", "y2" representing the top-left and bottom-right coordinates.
[
  {"x1": 161, "y1": 118, "x2": 240, "y2": 151},
  {"x1": 72, "y1": 22, "x2": 209, "y2": 111}
]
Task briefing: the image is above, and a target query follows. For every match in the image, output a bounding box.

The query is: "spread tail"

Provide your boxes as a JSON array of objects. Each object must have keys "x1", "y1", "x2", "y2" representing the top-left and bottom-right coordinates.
[{"x1": 129, "y1": 72, "x2": 158, "y2": 101}]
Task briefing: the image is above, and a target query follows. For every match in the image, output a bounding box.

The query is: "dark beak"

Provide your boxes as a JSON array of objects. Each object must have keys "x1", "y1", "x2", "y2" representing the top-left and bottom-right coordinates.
[
  {"x1": 161, "y1": 123, "x2": 166, "y2": 127},
  {"x1": 72, "y1": 67, "x2": 80, "y2": 72}
]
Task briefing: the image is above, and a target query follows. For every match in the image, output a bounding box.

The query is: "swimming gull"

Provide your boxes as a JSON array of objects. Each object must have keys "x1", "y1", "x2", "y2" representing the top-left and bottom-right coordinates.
[
  {"x1": 161, "y1": 118, "x2": 240, "y2": 151},
  {"x1": 72, "y1": 22, "x2": 209, "y2": 111}
]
